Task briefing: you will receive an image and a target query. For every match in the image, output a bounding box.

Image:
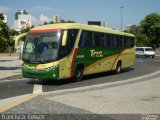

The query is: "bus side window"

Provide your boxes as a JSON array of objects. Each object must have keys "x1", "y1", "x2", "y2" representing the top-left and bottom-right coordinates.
[
  {"x1": 117, "y1": 36, "x2": 123, "y2": 48},
  {"x1": 120, "y1": 36, "x2": 124, "y2": 48},
  {"x1": 79, "y1": 31, "x2": 93, "y2": 48},
  {"x1": 124, "y1": 37, "x2": 135, "y2": 48},
  {"x1": 99, "y1": 33, "x2": 105, "y2": 48},
  {"x1": 114, "y1": 35, "x2": 118, "y2": 48},
  {"x1": 59, "y1": 29, "x2": 78, "y2": 58},
  {"x1": 124, "y1": 37, "x2": 129, "y2": 48},
  {"x1": 110, "y1": 35, "x2": 114, "y2": 48},
  {"x1": 104, "y1": 34, "x2": 110, "y2": 48},
  {"x1": 67, "y1": 29, "x2": 78, "y2": 49},
  {"x1": 93, "y1": 32, "x2": 100, "y2": 48},
  {"x1": 129, "y1": 37, "x2": 135, "y2": 48},
  {"x1": 93, "y1": 32, "x2": 105, "y2": 48}
]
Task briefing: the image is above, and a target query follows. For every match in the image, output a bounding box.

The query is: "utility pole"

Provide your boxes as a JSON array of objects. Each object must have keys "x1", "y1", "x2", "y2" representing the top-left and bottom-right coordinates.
[{"x1": 120, "y1": 6, "x2": 124, "y2": 31}]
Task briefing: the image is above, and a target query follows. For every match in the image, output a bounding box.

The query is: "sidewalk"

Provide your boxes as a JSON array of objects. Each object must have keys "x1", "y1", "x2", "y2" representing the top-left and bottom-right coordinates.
[
  {"x1": 43, "y1": 74, "x2": 160, "y2": 114},
  {"x1": 46, "y1": 77, "x2": 160, "y2": 114},
  {"x1": 0, "y1": 54, "x2": 22, "y2": 80}
]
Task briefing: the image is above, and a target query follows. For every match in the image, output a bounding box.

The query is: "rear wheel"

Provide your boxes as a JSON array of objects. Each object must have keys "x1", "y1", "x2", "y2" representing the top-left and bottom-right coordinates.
[
  {"x1": 74, "y1": 66, "x2": 84, "y2": 81},
  {"x1": 152, "y1": 55, "x2": 155, "y2": 58},
  {"x1": 115, "y1": 61, "x2": 122, "y2": 74}
]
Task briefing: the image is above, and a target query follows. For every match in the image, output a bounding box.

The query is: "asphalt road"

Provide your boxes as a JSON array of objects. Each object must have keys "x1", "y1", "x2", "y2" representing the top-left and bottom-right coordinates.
[{"x1": 0, "y1": 56, "x2": 160, "y2": 100}]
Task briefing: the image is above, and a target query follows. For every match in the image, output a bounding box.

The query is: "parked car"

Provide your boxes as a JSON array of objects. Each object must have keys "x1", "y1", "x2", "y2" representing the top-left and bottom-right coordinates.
[{"x1": 135, "y1": 47, "x2": 155, "y2": 58}]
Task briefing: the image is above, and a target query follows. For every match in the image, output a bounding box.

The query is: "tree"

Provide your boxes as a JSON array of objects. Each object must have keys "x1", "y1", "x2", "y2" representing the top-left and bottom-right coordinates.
[
  {"x1": 60, "y1": 19, "x2": 75, "y2": 23},
  {"x1": 126, "y1": 25, "x2": 140, "y2": 35},
  {"x1": 9, "y1": 29, "x2": 19, "y2": 36},
  {"x1": 20, "y1": 25, "x2": 34, "y2": 34},
  {"x1": 0, "y1": 13, "x2": 4, "y2": 21},
  {"x1": 43, "y1": 19, "x2": 75, "y2": 25},
  {"x1": 0, "y1": 13, "x2": 19, "y2": 53},
  {"x1": 0, "y1": 13, "x2": 10, "y2": 52},
  {"x1": 140, "y1": 13, "x2": 160, "y2": 48},
  {"x1": 44, "y1": 21, "x2": 48, "y2": 25},
  {"x1": 135, "y1": 34, "x2": 147, "y2": 47}
]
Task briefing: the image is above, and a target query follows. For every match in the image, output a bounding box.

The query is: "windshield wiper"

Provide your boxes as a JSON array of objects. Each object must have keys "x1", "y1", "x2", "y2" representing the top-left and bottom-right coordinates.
[
  {"x1": 33, "y1": 47, "x2": 45, "y2": 64},
  {"x1": 25, "y1": 45, "x2": 45, "y2": 64}
]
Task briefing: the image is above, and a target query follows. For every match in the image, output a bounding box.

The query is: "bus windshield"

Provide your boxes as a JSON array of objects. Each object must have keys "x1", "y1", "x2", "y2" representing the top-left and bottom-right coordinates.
[{"x1": 22, "y1": 32, "x2": 62, "y2": 64}]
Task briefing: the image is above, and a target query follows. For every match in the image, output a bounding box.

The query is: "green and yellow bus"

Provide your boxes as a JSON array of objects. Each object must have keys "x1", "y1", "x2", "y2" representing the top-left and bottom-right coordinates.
[{"x1": 22, "y1": 23, "x2": 135, "y2": 81}]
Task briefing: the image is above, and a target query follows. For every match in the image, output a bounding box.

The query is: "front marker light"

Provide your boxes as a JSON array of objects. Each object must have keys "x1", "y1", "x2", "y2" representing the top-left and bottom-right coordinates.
[{"x1": 53, "y1": 74, "x2": 56, "y2": 77}]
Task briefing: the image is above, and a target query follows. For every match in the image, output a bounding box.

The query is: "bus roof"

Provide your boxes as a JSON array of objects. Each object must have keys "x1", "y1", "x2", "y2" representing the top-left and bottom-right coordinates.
[{"x1": 29, "y1": 23, "x2": 135, "y2": 37}]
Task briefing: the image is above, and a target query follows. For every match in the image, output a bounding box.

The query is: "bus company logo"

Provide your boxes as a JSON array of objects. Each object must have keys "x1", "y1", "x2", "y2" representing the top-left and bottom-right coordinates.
[{"x1": 90, "y1": 50, "x2": 103, "y2": 58}]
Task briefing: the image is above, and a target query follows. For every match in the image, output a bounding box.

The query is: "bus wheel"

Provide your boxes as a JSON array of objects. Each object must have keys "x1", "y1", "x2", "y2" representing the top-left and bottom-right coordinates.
[
  {"x1": 115, "y1": 61, "x2": 122, "y2": 74},
  {"x1": 74, "y1": 66, "x2": 84, "y2": 81}
]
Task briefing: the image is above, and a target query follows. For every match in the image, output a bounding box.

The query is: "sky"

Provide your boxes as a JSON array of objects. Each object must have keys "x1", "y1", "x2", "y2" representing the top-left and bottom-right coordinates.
[{"x1": 0, "y1": 0, "x2": 160, "y2": 30}]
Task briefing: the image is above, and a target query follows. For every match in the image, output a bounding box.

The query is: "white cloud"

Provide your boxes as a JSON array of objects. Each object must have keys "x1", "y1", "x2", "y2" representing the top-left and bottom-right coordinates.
[
  {"x1": 39, "y1": 14, "x2": 52, "y2": 24},
  {"x1": 31, "y1": 16, "x2": 37, "y2": 25},
  {"x1": 28, "y1": 6, "x2": 62, "y2": 25}
]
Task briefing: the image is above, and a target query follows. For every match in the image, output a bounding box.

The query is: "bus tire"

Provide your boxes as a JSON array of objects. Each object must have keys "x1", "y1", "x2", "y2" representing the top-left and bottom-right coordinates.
[
  {"x1": 115, "y1": 61, "x2": 122, "y2": 74},
  {"x1": 74, "y1": 65, "x2": 84, "y2": 81}
]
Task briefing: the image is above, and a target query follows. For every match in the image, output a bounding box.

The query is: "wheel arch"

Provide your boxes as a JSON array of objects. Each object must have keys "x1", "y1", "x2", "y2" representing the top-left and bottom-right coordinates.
[{"x1": 74, "y1": 63, "x2": 85, "y2": 71}]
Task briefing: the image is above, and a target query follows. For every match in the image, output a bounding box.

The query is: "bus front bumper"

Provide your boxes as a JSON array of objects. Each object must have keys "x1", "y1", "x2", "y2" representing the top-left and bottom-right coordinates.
[{"x1": 22, "y1": 66, "x2": 59, "y2": 80}]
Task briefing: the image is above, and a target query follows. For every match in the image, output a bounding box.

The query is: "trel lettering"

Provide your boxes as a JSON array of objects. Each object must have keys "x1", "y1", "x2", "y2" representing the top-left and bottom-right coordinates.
[{"x1": 90, "y1": 50, "x2": 103, "y2": 57}]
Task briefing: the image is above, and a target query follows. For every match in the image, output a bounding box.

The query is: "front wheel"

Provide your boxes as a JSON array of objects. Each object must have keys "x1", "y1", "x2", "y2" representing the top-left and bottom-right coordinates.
[
  {"x1": 74, "y1": 66, "x2": 84, "y2": 81},
  {"x1": 115, "y1": 62, "x2": 122, "y2": 74}
]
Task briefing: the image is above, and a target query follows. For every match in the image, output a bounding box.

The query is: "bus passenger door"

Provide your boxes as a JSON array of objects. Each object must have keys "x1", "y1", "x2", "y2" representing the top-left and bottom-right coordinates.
[{"x1": 58, "y1": 29, "x2": 79, "y2": 79}]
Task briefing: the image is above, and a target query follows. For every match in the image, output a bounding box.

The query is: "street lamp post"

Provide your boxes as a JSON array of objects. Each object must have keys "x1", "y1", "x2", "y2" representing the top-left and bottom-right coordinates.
[{"x1": 120, "y1": 6, "x2": 124, "y2": 31}]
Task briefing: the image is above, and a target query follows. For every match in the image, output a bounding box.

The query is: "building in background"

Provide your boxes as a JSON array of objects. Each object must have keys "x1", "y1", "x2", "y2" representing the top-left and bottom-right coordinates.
[
  {"x1": 53, "y1": 15, "x2": 61, "y2": 23},
  {"x1": 14, "y1": 10, "x2": 32, "y2": 31},
  {"x1": 101, "y1": 21, "x2": 106, "y2": 27},
  {"x1": 88, "y1": 21, "x2": 106, "y2": 27}
]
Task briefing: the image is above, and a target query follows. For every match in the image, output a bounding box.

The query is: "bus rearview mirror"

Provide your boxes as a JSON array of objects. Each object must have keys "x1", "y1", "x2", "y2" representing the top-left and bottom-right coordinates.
[{"x1": 62, "y1": 31, "x2": 67, "y2": 46}]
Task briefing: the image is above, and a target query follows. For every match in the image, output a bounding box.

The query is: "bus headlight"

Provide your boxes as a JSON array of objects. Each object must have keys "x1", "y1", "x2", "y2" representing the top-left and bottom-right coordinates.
[{"x1": 46, "y1": 65, "x2": 58, "y2": 71}]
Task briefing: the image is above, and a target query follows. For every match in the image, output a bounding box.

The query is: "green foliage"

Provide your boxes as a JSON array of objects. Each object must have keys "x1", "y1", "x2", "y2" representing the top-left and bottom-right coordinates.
[
  {"x1": 135, "y1": 34, "x2": 147, "y2": 47},
  {"x1": 20, "y1": 26, "x2": 33, "y2": 34},
  {"x1": 44, "y1": 21, "x2": 48, "y2": 25},
  {"x1": 126, "y1": 13, "x2": 160, "y2": 48},
  {"x1": 0, "y1": 13, "x2": 17, "y2": 52},
  {"x1": 127, "y1": 25, "x2": 140, "y2": 35},
  {"x1": 43, "y1": 19, "x2": 75, "y2": 25},
  {"x1": 0, "y1": 13, "x2": 10, "y2": 52},
  {"x1": 140, "y1": 13, "x2": 160, "y2": 48},
  {"x1": 0, "y1": 36, "x2": 7, "y2": 52},
  {"x1": 9, "y1": 29, "x2": 19, "y2": 36},
  {"x1": 60, "y1": 19, "x2": 75, "y2": 23},
  {"x1": 0, "y1": 13, "x2": 4, "y2": 21}
]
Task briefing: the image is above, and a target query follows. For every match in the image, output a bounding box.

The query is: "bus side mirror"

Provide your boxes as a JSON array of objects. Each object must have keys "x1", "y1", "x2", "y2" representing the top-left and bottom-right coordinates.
[{"x1": 62, "y1": 31, "x2": 67, "y2": 46}]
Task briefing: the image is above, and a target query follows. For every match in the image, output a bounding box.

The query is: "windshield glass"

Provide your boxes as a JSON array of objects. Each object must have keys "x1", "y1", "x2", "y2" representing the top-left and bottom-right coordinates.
[
  {"x1": 22, "y1": 32, "x2": 62, "y2": 63},
  {"x1": 145, "y1": 48, "x2": 154, "y2": 51}
]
